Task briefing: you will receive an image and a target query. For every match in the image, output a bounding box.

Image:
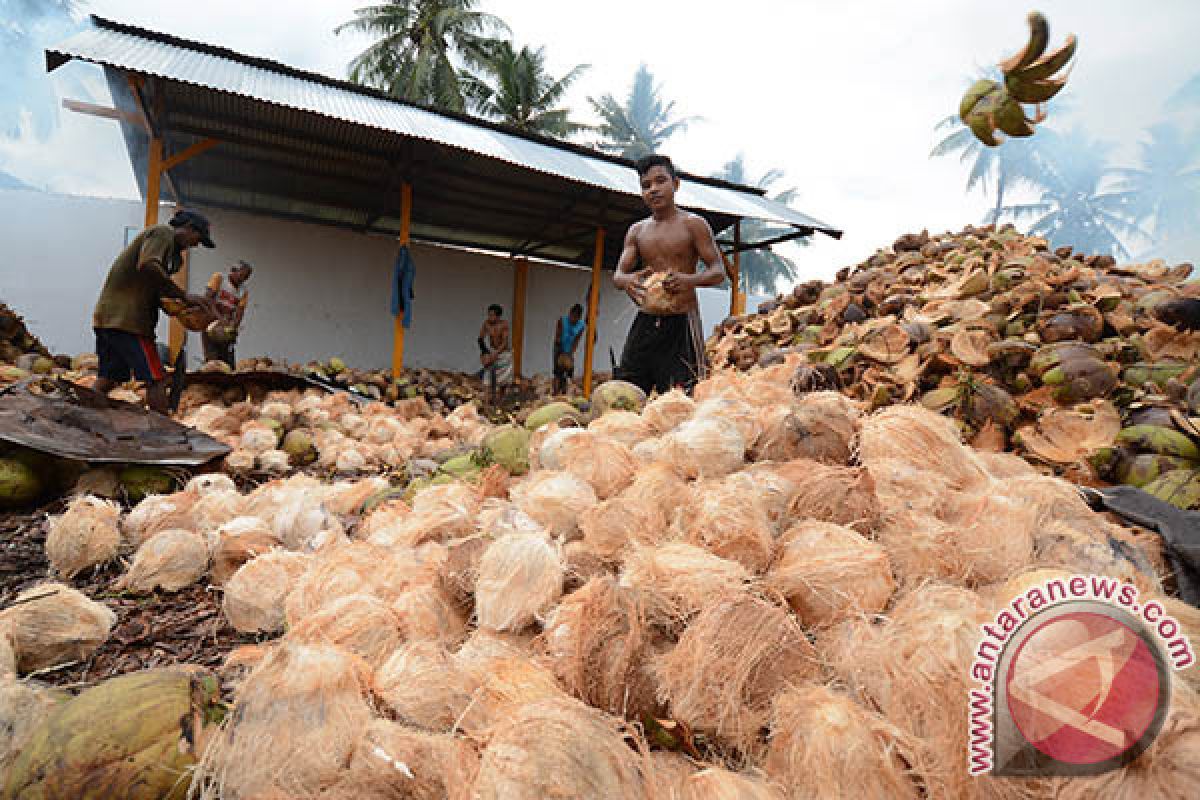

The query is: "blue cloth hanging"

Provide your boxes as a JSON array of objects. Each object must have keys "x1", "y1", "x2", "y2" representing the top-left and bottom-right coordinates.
[{"x1": 391, "y1": 245, "x2": 415, "y2": 329}]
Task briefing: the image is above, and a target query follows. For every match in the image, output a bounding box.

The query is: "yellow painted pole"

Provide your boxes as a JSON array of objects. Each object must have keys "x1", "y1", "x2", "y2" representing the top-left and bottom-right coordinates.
[
  {"x1": 511, "y1": 257, "x2": 528, "y2": 379},
  {"x1": 392, "y1": 182, "x2": 413, "y2": 380},
  {"x1": 582, "y1": 227, "x2": 605, "y2": 398},
  {"x1": 146, "y1": 137, "x2": 186, "y2": 360},
  {"x1": 732, "y1": 219, "x2": 744, "y2": 316}
]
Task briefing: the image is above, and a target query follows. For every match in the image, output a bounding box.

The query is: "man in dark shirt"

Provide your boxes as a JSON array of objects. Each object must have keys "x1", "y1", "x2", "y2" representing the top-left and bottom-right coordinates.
[{"x1": 92, "y1": 210, "x2": 216, "y2": 413}]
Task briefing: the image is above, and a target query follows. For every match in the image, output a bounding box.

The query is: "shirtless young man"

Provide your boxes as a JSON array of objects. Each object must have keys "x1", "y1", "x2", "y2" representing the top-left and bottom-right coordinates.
[
  {"x1": 612, "y1": 154, "x2": 727, "y2": 394},
  {"x1": 477, "y1": 304, "x2": 512, "y2": 403}
]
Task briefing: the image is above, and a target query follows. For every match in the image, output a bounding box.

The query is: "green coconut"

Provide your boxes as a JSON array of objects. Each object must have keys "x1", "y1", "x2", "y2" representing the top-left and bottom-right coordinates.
[
  {"x1": 0, "y1": 458, "x2": 42, "y2": 509},
  {"x1": 402, "y1": 473, "x2": 456, "y2": 504},
  {"x1": 3, "y1": 667, "x2": 225, "y2": 800},
  {"x1": 118, "y1": 466, "x2": 178, "y2": 504},
  {"x1": 439, "y1": 452, "x2": 484, "y2": 480},
  {"x1": 591, "y1": 380, "x2": 648, "y2": 415},
  {"x1": 0, "y1": 365, "x2": 29, "y2": 383},
  {"x1": 281, "y1": 429, "x2": 317, "y2": 466},
  {"x1": 328, "y1": 357, "x2": 347, "y2": 374},
  {"x1": 258, "y1": 418, "x2": 285, "y2": 445},
  {"x1": 30, "y1": 356, "x2": 55, "y2": 375},
  {"x1": 481, "y1": 424, "x2": 532, "y2": 475},
  {"x1": 524, "y1": 401, "x2": 584, "y2": 432}
]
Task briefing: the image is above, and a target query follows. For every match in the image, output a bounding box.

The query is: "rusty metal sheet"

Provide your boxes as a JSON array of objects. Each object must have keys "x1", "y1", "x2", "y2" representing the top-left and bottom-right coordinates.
[
  {"x1": 0, "y1": 379, "x2": 230, "y2": 466},
  {"x1": 183, "y1": 369, "x2": 313, "y2": 392}
]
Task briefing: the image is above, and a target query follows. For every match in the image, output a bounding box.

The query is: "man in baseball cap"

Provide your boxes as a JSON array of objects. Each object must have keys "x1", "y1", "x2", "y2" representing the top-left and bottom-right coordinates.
[{"x1": 91, "y1": 209, "x2": 216, "y2": 413}]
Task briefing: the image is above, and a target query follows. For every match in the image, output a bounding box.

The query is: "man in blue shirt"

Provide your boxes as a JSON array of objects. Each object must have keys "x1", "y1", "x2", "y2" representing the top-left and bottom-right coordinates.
[{"x1": 552, "y1": 303, "x2": 586, "y2": 395}]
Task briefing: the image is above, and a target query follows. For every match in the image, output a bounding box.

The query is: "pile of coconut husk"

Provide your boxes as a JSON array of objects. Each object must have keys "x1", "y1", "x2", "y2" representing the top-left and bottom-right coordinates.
[
  {"x1": 3, "y1": 366, "x2": 1196, "y2": 798},
  {"x1": 708, "y1": 224, "x2": 1200, "y2": 507},
  {"x1": 0, "y1": 302, "x2": 79, "y2": 386}
]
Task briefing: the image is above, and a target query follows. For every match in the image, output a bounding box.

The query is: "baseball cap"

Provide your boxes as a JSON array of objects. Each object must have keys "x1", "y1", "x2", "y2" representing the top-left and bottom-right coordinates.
[{"x1": 169, "y1": 209, "x2": 216, "y2": 248}]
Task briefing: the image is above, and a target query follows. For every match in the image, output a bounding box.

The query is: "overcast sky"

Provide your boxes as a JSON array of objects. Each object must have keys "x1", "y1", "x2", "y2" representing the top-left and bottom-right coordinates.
[{"x1": 3, "y1": 0, "x2": 1198, "y2": 283}]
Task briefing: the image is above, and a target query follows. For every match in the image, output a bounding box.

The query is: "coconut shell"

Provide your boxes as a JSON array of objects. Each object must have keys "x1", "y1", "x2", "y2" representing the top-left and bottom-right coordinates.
[
  {"x1": 654, "y1": 595, "x2": 821, "y2": 753},
  {"x1": 767, "y1": 520, "x2": 895, "y2": 628},
  {"x1": 472, "y1": 697, "x2": 645, "y2": 800},
  {"x1": 1016, "y1": 400, "x2": 1121, "y2": 465},
  {"x1": 117, "y1": 529, "x2": 209, "y2": 593},
  {"x1": 0, "y1": 583, "x2": 115, "y2": 674},
  {"x1": 45, "y1": 495, "x2": 121, "y2": 579}
]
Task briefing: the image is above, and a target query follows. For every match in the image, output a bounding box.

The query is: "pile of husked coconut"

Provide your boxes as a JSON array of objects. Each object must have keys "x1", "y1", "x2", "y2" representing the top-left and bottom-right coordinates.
[{"x1": 3, "y1": 355, "x2": 1199, "y2": 799}]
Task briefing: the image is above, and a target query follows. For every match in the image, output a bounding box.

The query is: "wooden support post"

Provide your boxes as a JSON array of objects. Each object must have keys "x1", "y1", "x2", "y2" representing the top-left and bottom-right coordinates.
[
  {"x1": 732, "y1": 219, "x2": 744, "y2": 316},
  {"x1": 582, "y1": 227, "x2": 605, "y2": 398},
  {"x1": 511, "y1": 257, "x2": 529, "y2": 379},
  {"x1": 392, "y1": 182, "x2": 413, "y2": 380}
]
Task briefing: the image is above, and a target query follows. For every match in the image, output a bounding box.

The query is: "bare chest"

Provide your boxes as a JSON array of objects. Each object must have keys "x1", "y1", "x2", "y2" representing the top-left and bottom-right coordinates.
[{"x1": 637, "y1": 220, "x2": 697, "y2": 270}]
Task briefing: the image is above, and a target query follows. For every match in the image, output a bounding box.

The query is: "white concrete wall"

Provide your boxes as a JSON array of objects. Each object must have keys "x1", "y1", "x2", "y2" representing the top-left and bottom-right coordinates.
[{"x1": 0, "y1": 188, "x2": 750, "y2": 376}]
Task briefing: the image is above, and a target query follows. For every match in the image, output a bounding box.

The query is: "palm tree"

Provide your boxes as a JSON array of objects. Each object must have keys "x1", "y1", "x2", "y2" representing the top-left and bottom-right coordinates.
[
  {"x1": 588, "y1": 64, "x2": 698, "y2": 159},
  {"x1": 711, "y1": 154, "x2": 809, "y2": 295},
  {"x1": 335, "y1": 0, "x2": 509, "y2": 112},
  {"x1": 990, "y1": 128, "x2": 1144, "y2": 258},
  {"x1": 1108, "y1": 122, "x2": 1200, "y2": 250},
  {"x1": 472, "y1": 42, "x2": 590, "y2": 137}
]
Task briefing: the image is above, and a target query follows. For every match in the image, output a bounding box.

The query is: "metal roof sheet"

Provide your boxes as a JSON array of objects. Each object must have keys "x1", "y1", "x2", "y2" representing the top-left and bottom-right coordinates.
[{"x1": 48, "y1": 16, "x2": 841, "y2": 243}]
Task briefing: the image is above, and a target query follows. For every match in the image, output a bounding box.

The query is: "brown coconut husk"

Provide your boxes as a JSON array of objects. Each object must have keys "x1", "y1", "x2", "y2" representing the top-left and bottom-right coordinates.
[
  {"x1": 643, "y1": 751, "x2": 699, "y2": 797},
  {"x1": 862, "y1": 458, "x2": 948, "y2": 517},
  {"x1": 642, "y1": 389, "x2": 696, "y2": 433},
  {"x1": 933, "y1": 486, "x2": 1038, "y2": 586},
  {"x1": 654, "y1": 594, "x2": 821, "y2": 754},
  {"x1": 120, "y1": 492, "x2": 197, "y2": 547},
  {"x1": 752, "y1": 397, "x2": 857, "y2": 466},
  {"x1": 471, "y1": 696, "x2": 646, "y2": 800},
  {"x1": 579, "y1": 496, "x2": 668, "y2": 562},
  {"x1": 392, "y1": 583, "x2": 468, "y2": 645},
  {"x1": 0, "y1": 583, "x2": 115, "y2": 674},
  {"x1": 694, "y1": 395, "x2": 762, "y2": 445},
  {"x1": 786, "y1": 462, "x2": 882, "y2": 535},
  {"x1": 510, "y1": 471, "x2": 597, "y2": 540},
  {"x1": 439, "y1": 534, "x2": 491, "y2": 613},
  {"x1": 556, "y1": 432, "x2": 639, "y2": 500},
  {"x1": 767, "y1": 520, "x2": 895, "y2": 628},
  {"x1": 285, "y1": 593, "x2": 404, "y2": 668},
  {"x1": 589, "y1": 410, "x2": 654, "y2": 448},
  {"x1": 454, "y1": 647, "x2": 566, "y2": 736},
  {"x1": 476, "y1": 499, "x2": 546, "y2": 538},
  {"x1": 475, "y1": 533, "x2": 564, "y2": 632},
  {"x1": 621, "y1": 462, "x2": 691, "y2": 513},
  {"x1": 0, "y1": 680, "x2": 59, "y2": 771},
  {"x1": 875, "y1": 508, "x2": 965, "y2": 588},
  {"x1": 1015, "y1": 400, "x2": 1121, "y2": 466},
  {"x1": 45, "y1": 494, "x2": 121, "y2": 579},
  {"x1": 838, "y1": 584, "x2": 1047, "y2": 799},
  {"x1": 376, "y1": 641, "x2": 479, "y2": 733},
  {"x1": 619, "y1": 543, "x2": 751, "y2": 632},
  {"x1": 116, "y1": 528, "x2": 209, "y2": 593},
  {"x1": 678, "y1": 481, "x2": 775, "y2": 573},
  {"x1": 538, "y1": 576, "x2": 661, "y2": 719},
  {"x1": 563, "y1": 540, "x2": 612, "y2": 591},
  {"x1": 196, "y1": 643, "x2": 374, "y2": 799},
  {"x1": 675, "y1": 767, "x2": 784, "y2": 799},
  {"x1": 333, "y1": 719, "x2": 479, "y2": 800},
  {"x1": 326, "y1": 476, "x2": 391, "y2": 516},
  {"x1": 222, "y1": 550, "x2": 311, "y2": 634},
  {"x1": 189, "y1": 488, "x2": 249, "y2": 534},
  {"x1": 369, "y1": 487, "x2": 479, "y2": 548},
  {"x1": 1056, "y1": 687, "x2": 1200, "y2": 800},
  {"x1": 765, "y1": 684, "x2": 924, "y2": 800},
  {"x1": 283, "y1": 542, "x2": 432, "y2": 625},
  {"x1": 0, "y1": 618, "x2": 14, "y2": 680},
  {"x1": 858, "y1": 405, "x2": 990, "y2": 491},
  {"x1": 975, "y1": 450, "x2": 1039, "y2": 480},
  {"x1": 1032, "y1": 518, "x2": 1162, "y2": 596},
  {"x1": 270, "y1": 496, "x2": 343, "y2": 552},
  {"x1": 1163, "y1": 597, "x2": 1200, "y2": 691},
  {"x1": 659, "y1": 415, "x2": 746, "y2": 480},
  {"x1": 211, "y1": 526, "x2": 281, "y2": 586}
]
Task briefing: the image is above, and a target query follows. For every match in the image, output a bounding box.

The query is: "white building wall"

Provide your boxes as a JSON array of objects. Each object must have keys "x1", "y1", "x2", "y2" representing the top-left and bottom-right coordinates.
[{"x1": 0, "y1": 188, "x2": 754, "y2": 376}]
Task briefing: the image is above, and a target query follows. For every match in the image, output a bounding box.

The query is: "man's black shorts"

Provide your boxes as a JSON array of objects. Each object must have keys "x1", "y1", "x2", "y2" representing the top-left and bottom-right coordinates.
[
  {"x1": 615, "y1": 311, "x2": 707, "y2": 395},
  {"x1": 94, "y1": 328, "x2": 165, "y2": 383}
]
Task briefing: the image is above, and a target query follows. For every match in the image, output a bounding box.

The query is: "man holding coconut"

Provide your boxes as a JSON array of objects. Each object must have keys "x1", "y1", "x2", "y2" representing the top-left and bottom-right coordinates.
[
  {"x1": 91, "y1": 210, "x2": 216, "y2": 414},
  {"x1": 612, "y1": 154, "x2": 726, "y2": 394},
  {"x1": 202, "y1": 260, "x2": 253, "y2": 369}
]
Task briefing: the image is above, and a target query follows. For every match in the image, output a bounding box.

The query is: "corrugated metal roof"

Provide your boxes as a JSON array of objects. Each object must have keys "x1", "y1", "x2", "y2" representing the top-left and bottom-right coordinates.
[{"x1": 47, "y1": 16, "x2": 842, "y2": 241}]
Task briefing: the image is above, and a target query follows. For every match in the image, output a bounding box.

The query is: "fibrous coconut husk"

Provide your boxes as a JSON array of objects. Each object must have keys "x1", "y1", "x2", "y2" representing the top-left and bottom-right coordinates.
[
  {"x1": 471, "y1": 697, "x2": 645, "y2": 800},
  {"x1": 334, "y1": 719, "x2": 479, "y2": 800},
  {"x1": 1162, "y1": 597, "x2": 1200, "y2": 692},
  {"x1": 578, "y1": 496, "x2": 665, "y2": 562},
  {"x1": 190, "y1": 488, "x2": 248, "y2": 534},
  {"x1": 475, "y1": 532, "x2": 564, "y2": 632},
  {"x1": 285, "y1": 593, "x2": 403, "y2": 668},
  {"x1": 673, "y1": 767, "x2": 784, "y2": 799},
  {"x1": 0, "y1": 619, "x2": 14, "y2": 681},
  {"x1": 376, "y1": 641, "x2": 478, "y2": 732},
  {"x1": 693, "y1": 396, "x2": 761, "y2": 451},
  {"x1": 391, "y1": 583, "x2": 467, "y2": 645},
  {"x1": 642, "y1": 389, "x2": 696, "y2": 433},
  {"x1": 454, "y1": 642, "x2": 566, "y2": 736},
  {"x1": 589, "y1": 410, "x2": 654, "y2": 448},
  {"x1": 767, "y1": 520, "x2": 895, "y2": 628},
  {"x1": 271, "y1": 496, "x2": 342, "y2": 551},
  {"x1": 187, "y1": 472, "x2": 237, "y2": 495},
  {"x1": 1056, "y1": 687, "x2": 1200, "y2": 800},
  {"x1": 510, "y1": 471, "x2": 597, "y2": 540},
  {"x1": 439, "y1": 534, "x2": 491, "y2": 613},
  {"x1": 197, "y1": 643, "x2": 374, "y2": 799},
  {"x1": 222, "y1": 550, "x2": 311, "y2": 634},
  {"x1": 621, "y1": 462, "x2": 691, "y2": 514},
  {"x1": 371, "y1": 481, "x2": 481, "y2": 547},
  {"x1": 785, "y1": 462, "x2": 882, "y2": 535},
  {"x1": 752, "y1": 391, "x2": 859, "y2": 465},
  {"x1": 934, "y1": 487, "x2": 1037, "y2": 585},
  {"x1": 764, "y1": 684, "x2": 923, "y2": 800},
  {"x1": 858, "y1": 405, "x2": 990, "y2": 491},
  {"x1": 0, "y1": 583, "x2": 115, "y2": 674},
  {"x1": 643, "y1": 751, "x2": 699, "y2": 796},
  {"x1": 619, "y1": 543, "x2": 751, "y2": 632},
  {"x1": 563, "y1": 540, "x2": 611, "y2": 590},
  {"x1": 45, "y1": 494, "x2": 121, "y2": 579},
  {"x1": 654, "y1": 595, "x2": 820, "y2": 753},
  {"x1": 659, "y1": 416, "x2": 746, "y2": 480},
  {"x1": 283, "y1": 542, "x2": 437, "y2": 625},
  {"x1": 116, "y1": 528, "x2": 209, "y2": 593},
  {"x1": 538, "y1": 576, "x2": 661, "y2": 719},
  {"x1": 121, "y1": 492, "x2": 196, "y2": 548},
  {"x1": 678, "y1": 481, "x2": 775, "y2": 573},
  {"x1": 0, "y1": 680, "x2": 59, "y2": 771},
  {"x1": 211, "y1": 526, "x2": 281, "y2": 586},
  {"x1": 557, "y1": 432, "x2": 639, "y2": 500}
]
